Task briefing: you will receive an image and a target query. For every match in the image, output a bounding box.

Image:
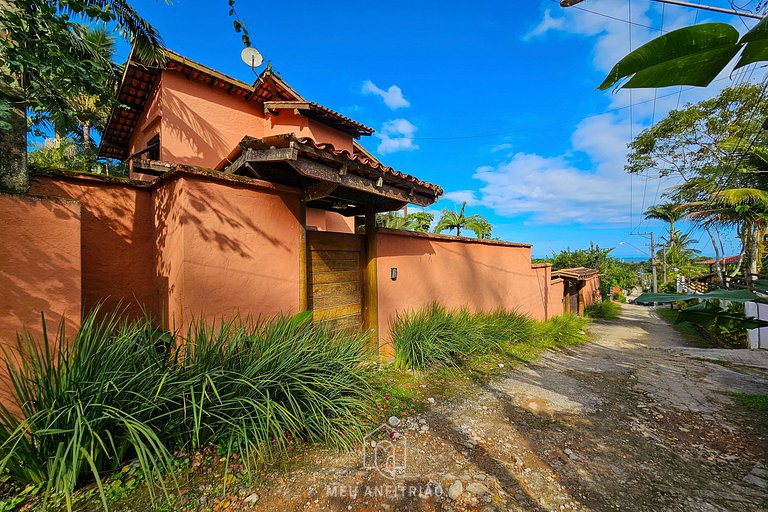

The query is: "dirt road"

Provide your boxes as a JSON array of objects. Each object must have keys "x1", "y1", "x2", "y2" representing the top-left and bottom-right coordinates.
[{"x1": 233, "y1": 304, "x2": 768, "y2": 511}]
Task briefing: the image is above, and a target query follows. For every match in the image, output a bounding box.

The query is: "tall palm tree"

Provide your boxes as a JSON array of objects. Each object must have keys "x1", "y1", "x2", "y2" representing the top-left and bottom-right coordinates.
[
  {"x1": 434, "y1": 202, "x2": 491, "y2": 238},
  {"x1": 0, "y1": 0, "x2": 164, "y2": 191},
  {"x1": 644, "y1": 202, "x2": 685, "y2": 247}
]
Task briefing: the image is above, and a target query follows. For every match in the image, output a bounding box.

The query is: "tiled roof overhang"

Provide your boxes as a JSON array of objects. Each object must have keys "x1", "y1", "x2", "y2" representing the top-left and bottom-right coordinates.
[
  {"x1": 214, "y1": 133, "x2": 442, "y2": 213},
  {"x1": 552, "y1": 267, "x2": 600, "y2": 280},
  {"x1": 264, "y1": 101, "x2": 374, "y2": 138}
]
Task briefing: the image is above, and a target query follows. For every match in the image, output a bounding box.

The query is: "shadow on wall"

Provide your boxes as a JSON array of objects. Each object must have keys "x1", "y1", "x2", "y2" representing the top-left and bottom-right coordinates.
[
  {"x1": 161, "y1": 89, "x2": 242, "y2": 167},
  {"x1": 0, "y1": 194, "x2": 82, "y2": 405},
  {"x1": 181, "y1": 180, "x2": 292, "y2": 254},
  {"x1": 29, "y1": 179, "x2": 157, "y2": 320}
]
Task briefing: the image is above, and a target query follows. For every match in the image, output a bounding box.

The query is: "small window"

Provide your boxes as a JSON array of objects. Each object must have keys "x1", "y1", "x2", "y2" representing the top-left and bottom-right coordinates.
[{"x1": 146, "y1": 135, "x2": 160, "y2": 161}]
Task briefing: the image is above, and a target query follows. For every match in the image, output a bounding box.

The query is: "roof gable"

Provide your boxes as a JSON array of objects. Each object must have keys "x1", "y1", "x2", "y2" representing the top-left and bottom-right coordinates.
[{"x1": 99, "y1": 50, "x2": 371, "y2": 160}]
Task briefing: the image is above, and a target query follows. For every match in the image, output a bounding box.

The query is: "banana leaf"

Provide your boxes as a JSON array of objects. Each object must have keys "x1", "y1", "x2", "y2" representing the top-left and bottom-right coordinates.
[
  {"x1": 599, "y1": 20, "x2": 768, "y2": 90},
  {"x1": 673, "y1": 301, "x2": 768, "y2": 330},
  {"x1": 599, "y1": 23, "x2": 740, "y2": 90}
]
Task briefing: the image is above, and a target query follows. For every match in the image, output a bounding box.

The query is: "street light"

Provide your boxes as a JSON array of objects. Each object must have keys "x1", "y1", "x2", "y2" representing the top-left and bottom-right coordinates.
[{"x1": 560, "y1": 0, "x2": 764, "y2": 20}]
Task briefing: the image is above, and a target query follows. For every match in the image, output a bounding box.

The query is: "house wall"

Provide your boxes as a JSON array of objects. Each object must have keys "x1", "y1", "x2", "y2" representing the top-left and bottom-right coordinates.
[
  {"x1": 375, "y1": 229, "x2": 564, "y2": 347},
  {"x1": 0, "y1": 193, "x2": 81, "y2": 405},
  {"x1": 29, "y1": 176, "x2": 157, "y2": 319},
  {"x1": 306, "y1": 208, "x2": 355, "y2": 234},
  {"x1": 150, "y1": 70, "x2": 353, "y2": 169}
]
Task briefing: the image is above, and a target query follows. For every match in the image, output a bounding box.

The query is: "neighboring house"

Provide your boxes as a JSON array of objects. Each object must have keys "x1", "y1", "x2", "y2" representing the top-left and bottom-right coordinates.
[{"x1": 0, "y1": 50, "x2": 587, "y2": 378}]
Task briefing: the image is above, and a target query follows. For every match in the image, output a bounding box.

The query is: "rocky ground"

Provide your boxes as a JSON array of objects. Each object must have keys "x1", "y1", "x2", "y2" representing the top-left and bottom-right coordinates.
[{"x1": 206, "y1": 303, "x2": 768, "y2": 512}]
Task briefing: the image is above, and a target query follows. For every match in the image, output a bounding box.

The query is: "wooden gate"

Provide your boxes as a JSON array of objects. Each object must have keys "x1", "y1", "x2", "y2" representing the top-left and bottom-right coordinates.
[
  {"x1": 307, "y1": 231, "x2": 365, "y2": 333},
  {"x1": 565, "y1": 281, "x2": 580, "y2": 314}
]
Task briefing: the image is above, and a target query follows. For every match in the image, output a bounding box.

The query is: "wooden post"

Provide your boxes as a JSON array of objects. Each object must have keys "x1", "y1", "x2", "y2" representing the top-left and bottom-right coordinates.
[
  {"x1": 298, "y1": 202, "x2": 308, "y2": 312},
  {"x1": 363, "y1": 210, "x2": 379, "y2": 354}
]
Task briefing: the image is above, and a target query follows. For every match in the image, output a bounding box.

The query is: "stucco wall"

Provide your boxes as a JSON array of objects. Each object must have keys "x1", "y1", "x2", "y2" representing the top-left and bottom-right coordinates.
[
  {"x1": 156, "y1": 70, "x2": 353, "y2": 168},
  {"x1": 29, "y1": 176, "x2": 157, "y2": 319},
  {"x1": 306, "y1": 208, "x2": 355, "y2": 234},
  {"x1": 159, "y1": 176, "x2": 303, "y2": 330},
  {"x1": 0, "y1": 193, "x2": 81, "y2": 404},
  {"x1": 375, "y1": 230, "x2": 560, "y2": 343},
  {"x1": 549, "y1": 279, "x2": 565, "y2": 318},
  {"x1": 581, "y1": 275, "x2": 601, "y2": 311}
]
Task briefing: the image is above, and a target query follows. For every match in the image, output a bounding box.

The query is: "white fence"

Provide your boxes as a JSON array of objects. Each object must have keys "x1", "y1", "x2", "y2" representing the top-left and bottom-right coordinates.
[{"x1": 744, "y1": 302, "x2": 768, "y2": 349}]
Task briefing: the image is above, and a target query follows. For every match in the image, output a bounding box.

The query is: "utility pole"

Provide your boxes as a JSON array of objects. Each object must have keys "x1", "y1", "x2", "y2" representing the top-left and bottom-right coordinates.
[
  {"x1": 662, "y1": 244, "x2": 667, "y2": 284},
  {"x1": 650, "y1": 232, "x2": 658, "y2": 293}
]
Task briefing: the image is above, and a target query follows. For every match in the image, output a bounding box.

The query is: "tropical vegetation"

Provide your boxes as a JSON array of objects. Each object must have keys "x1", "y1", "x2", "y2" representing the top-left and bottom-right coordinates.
[
  {"x1": 0, "y1": 309, "x2": 371, "y2": 510},
  {"x1": 390, "y1": 303, "x2": 588, "y2": 370},
  {"x1": 434, "y1": 201, "x2": 492, "y2": 238},
  {"x1": 0, "y1": 0, "x2": 164, "y2": 191},
  {"x1": 543, "y1": 242, "x2": 642, "y2": 300}
]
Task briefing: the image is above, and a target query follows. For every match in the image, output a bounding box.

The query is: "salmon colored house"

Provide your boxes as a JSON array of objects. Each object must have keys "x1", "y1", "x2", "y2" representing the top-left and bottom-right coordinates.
[{"x1": 0, "y1": 50, "x2": 593, "y2": 369}]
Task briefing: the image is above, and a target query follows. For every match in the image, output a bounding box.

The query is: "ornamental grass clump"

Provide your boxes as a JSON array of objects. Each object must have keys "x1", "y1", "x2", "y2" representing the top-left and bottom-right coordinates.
[
  {"x1": 391, "y1": 304, "x2": 539, "y2": 370},
  {"x1": 585, "y1": 300, "x2": 621, "y2": 320},
  {"x1": 0, "y1": 309, "x2": 371, "y2": 511},
  {"x1": 536, "y1": 313, "x2": 590, "y2": 347},
  {"x1": 178, "y1": 312, "x2": 372, "y2": 463},
  {"x1": 0, "y1": 309, "x2": 177, "y2": 511}
]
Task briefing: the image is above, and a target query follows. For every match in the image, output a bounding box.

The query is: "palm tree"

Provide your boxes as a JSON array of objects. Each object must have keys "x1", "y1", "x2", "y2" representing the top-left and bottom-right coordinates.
[
  {"x1": 0, "y1": 0, "x2": 164, "y2": 191},
  {"x1": 644, "y1": 202, "x2": 685, "y2": 247},
  {"x1": 686, "y1": 187, "x2": 768, "y2": 282},
  {"x1": 434, "y1": 202, "x2": 491, "y2": 238}
]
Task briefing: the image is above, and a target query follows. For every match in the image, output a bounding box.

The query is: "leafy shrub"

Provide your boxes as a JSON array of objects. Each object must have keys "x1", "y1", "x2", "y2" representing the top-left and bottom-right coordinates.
[
  {"x1": 0, "y1": 309, "x2": 371, "y2": 510},
  {"x1": 658, "y1": 281, "x2": 678, "y2": 293},
  {"x1": 612, "y1": 291, "x2": 627, "y2": 303},
  {"x1": 391, "y1": 304, "x2": 586, "y2": 370},
  {"x1": 585, "y1": 300, "x2": 621, "y2": 320}
]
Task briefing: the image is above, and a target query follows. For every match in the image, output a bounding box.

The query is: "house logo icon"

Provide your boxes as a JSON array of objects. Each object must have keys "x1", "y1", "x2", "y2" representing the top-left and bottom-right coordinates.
[{"x1": 361, "y1": 423, "x2": 407, "y2": 479}]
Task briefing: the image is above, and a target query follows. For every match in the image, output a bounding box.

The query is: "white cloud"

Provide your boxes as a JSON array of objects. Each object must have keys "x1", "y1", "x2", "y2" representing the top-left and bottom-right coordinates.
[
  {"x1": 491, "y1": 143, "x2": 513, "y2": 152},
  {"x1": 444, "y1": 1, "x2": 741, "y2": 226},
  {"x1": 443, "y1": 110, "x2": 670, "y2": 225},
  {"x1": 377, "y1": 118, "x2": 419, "y2": 154},
  {"x1": 523, "y1": 9, "x2": 565, "y2": 41},
  {"x1": 443, "y1": 190, "x2": 482, "y2": 206},
  {"x1": 361, "y1": 80, "x2": 410, "y2": 109}
]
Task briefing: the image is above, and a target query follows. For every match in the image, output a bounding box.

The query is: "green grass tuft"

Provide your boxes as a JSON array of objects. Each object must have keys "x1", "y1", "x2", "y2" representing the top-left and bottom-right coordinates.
[
  {"x1": 731, "y1": 393, "x2": 768, "y2": 417},
  {"x1": 391, "y1": 304, "x2": 588, "y2": 370},
  {"x1": 585, "y1": 300, "x2": 621, "y2": 320}
]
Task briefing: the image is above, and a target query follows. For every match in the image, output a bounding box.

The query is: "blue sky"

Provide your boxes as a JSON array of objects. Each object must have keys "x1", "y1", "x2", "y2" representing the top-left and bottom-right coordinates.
[{"x1": 118, "y1": 0, "x2": 761, "y2": 258}]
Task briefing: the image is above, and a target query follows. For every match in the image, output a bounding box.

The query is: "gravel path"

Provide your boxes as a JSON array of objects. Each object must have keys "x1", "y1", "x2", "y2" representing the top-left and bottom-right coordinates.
[{"x1": 216, "y1": 304, "x2": 768, "y2": 511}]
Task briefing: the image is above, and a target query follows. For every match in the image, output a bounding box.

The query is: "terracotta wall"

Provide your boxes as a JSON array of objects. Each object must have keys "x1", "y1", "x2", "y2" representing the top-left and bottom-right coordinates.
[
  {"x1": 306, "y1": 208, "x2": 355, "y2": 234},
  {"x1": 151, "y1": 70, "x2": 353, "y2": 169},
  {"x1": 375, "y1": 230, "x2": 564, "y2": 344},
  {"x1": 0, "y1": 193, "x2": 81, "y2": 404},
  {"x1": 581, "y1": 275, "x2": 601, "y2": 310},
  {"x1": 549, "y1": 279, "x2": 565, "y2": 318},
  {"x1": 160, "y1": 176, "x2": 302, "y2": 330},
  {"x1": 26, "y1": 172, "x2": 302, "y2": 333},
  {"x1": 30, "y1": 176, "x2": 157, "y2": 319}
]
